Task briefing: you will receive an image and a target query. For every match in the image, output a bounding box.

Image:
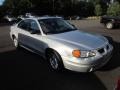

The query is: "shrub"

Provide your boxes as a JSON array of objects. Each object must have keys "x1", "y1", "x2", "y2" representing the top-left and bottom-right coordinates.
[
  {"x1": 95, "y1": 4, "x2": 102, "y2": 16},
  {"x1": 107, "y1": 2, "x2": 120, "y2": 16}
]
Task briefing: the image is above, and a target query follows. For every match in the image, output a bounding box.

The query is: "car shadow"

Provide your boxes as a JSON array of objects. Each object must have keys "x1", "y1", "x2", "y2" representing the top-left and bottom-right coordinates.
[
  {"x1": 99, "y1": 36, "x2": 120, "y2": 71},
  {"x1": 0, "y1": 49, "x2": 107, "y2": 90}
]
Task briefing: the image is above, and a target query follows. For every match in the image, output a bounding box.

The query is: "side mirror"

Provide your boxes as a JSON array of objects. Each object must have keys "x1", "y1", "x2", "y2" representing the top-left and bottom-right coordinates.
[
  {"x1": 72, "y1": 24, "x2": 76, "y2": 27},
  {"x1": 71, "y1": 24, "x2": 77, "y2": 29}
]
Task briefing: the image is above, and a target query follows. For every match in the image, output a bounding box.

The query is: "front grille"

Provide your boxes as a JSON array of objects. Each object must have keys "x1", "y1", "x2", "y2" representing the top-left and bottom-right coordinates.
[{"x1": 98, "y1": 48, "x2": 104, "y2": 54}]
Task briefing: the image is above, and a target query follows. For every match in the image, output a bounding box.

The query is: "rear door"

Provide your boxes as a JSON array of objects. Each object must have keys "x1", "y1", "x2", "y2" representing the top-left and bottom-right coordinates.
[
  {"x1": 17, "y1": 19, "x2": 31, "y2": 47},
  {"x1": 18, "y1": 19, "x2": 46, "y2": 54}
]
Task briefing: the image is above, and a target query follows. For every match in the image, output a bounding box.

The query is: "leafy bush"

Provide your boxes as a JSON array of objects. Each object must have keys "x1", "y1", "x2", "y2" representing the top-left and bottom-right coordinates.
[
  {"x1": 95, "y1": 4, "x2": 102, "y2": 16},
  {"x1": 107, "y1": 2, "x2": 120, "y2": 16}
]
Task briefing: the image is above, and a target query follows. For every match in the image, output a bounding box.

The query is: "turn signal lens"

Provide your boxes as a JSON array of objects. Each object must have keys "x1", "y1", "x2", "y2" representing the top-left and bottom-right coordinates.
[{"x1": 72, "y1": 50, "x2": 81, "y2": 58}]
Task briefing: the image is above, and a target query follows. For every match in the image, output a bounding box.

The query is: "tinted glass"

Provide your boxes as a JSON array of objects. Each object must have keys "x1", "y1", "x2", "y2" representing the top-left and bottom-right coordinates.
[
  {"x1": 38, "y1": 18, "x2": 76, "y2": 34},
  {"x1": 18, "y1": 20, "x2": 30, "y2": 31},
  {"x1": 30, "y1": 20, "x2": 39, "y2": 31}
]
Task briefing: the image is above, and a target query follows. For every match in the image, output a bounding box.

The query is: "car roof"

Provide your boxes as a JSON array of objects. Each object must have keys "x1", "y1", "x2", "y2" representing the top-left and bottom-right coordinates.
[{"x1": 25, "y1": 16, "x2": 63, "y2": 20}]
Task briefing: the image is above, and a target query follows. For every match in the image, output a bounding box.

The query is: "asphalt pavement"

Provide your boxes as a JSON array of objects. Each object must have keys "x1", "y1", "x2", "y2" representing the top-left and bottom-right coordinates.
[{"x1": 0, "y1": 20, "x2": 120, "y2": 90}]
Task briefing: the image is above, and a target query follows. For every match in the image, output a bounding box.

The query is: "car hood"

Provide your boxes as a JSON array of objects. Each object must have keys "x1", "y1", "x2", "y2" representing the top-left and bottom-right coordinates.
[{"x1": 47, "y1": 30, "x2": 108, "y2": 50}]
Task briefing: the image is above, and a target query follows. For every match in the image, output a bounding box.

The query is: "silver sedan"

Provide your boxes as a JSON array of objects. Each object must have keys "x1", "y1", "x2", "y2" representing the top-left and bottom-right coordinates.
[{"x1": 10, "y1": 16, "x2": 113, "y2": 72}]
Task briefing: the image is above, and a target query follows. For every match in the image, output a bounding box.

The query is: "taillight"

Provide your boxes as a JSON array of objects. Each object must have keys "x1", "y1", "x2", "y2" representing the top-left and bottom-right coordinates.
[{"x1": 116, "y1": 78, "x2": 120, "y2": 90}]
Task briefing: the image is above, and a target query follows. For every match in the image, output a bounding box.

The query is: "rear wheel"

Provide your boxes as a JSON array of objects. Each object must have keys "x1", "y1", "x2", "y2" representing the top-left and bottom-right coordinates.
[
  {"x1": 106, "y1": 22, "x2": 114, "y2": 29},
  {"x1": 46, "y1": 50, "x2": 64, "y2": 71}
]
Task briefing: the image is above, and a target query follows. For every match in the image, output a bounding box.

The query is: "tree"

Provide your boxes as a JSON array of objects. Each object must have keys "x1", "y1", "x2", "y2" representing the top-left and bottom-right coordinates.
[
  {"x1": 2, "y1": 0, "x2": 20, "y2": 15},
  {"x1": 15, "y1": 0, "x2": 32, "y2": 15},
  {"x1": 0, "y1": 0, "x2": 106, "y2": 17},
  {"x1": 89, "y1": 0, "x2": 101, "y2": 5},
  {"x1": 85, "y1": 2, "x2": 95, "y2": 16},
  {"x1": 107, "y1": 2, "x2": 120, "y2": 16},
  {"x1": 95, "y1": 4, "x2": 102, "y2": 16},
  {"x1": 90, "y1": 0, "x2": 108, "y2": 15},
  {"x1": 117, "y1": 0, "x2": 120, "y2": 3},
  {"x1": 2, "y1": 0, "x2": 32, "y2": 16},
  {"x1": 0, "y1": 6, "x2": 5, "y2": 19}
]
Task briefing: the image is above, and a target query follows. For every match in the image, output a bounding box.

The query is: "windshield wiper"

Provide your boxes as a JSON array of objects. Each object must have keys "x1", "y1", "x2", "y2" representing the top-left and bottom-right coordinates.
[
  {"x1": 45, "y1": 28, "x2": 77, "y2": 35},
  {"x1": 61, "y1": 28, "x2": 77, "y2": 33},
  {"x1": 45, "y1": 31, "x2": 59, "y2": 35}
]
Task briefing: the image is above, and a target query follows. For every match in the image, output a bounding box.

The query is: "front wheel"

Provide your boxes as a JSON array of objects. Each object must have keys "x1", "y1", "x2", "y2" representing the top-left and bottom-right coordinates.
[
  {"x1": 46, "y1": 50, "x2": 64, "y2": 71},
  {"x1": 106, "y1": 22, "x2": 114, "y2": 29}
]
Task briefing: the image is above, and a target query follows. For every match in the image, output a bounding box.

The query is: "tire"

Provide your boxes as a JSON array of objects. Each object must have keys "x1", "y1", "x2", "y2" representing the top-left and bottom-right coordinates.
[
  {"x1": 46, "y1": 50, "x2": 64, "y2": 71},
  {"x1": 13, "y1": 37, "x2": 20, "y2": 49},
  {"x1": 106, "y1": 22, "x2": 114, "y2": 29}
]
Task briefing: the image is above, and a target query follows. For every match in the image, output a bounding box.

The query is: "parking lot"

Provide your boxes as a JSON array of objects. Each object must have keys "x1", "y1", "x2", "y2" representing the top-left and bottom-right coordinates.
[{"x1": 0, "y1": 20, "x2": 120, "y2": 90}]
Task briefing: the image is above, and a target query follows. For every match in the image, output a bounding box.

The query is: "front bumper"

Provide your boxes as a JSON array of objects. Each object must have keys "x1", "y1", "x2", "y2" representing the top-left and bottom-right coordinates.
[{"x1": 62, "y1": 45, "x2": 113, "y2": 72}]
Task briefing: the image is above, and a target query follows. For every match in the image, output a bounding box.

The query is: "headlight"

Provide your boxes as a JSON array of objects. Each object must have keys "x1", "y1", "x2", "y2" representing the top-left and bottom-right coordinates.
[{"x1": 72, "y1": 50, "x2": 96, "y2": 58}]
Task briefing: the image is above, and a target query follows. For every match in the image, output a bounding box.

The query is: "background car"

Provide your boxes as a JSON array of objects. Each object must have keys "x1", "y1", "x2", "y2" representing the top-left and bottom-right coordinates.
[
  {"x1": 115, "y1": 78, "x2": 120, "y2": 90},
  {"x1": 100, "y1": 15, "x2": 120, "y2": 29},
  {"x1": 4, "y1": 15, "x2": 17, "y2": 22}
]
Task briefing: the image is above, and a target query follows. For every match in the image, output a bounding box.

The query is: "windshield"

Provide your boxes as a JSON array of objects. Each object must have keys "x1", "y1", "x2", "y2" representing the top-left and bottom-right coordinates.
[{"x1": 38, "y1": 18, "x2": 76, "y2": 34}]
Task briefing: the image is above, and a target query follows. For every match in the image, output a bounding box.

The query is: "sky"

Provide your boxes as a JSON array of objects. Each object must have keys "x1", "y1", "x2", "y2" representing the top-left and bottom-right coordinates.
[{"x1": 0, "y1": 0, "x2": 4, "y2": 6}]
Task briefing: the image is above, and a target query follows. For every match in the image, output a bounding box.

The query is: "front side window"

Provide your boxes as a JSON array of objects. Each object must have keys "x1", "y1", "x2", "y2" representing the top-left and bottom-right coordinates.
[
  {"x1": 18, "y1": 19, "x2": 40, "y2": 34},
  {"x1": 18, "y1": 20, "x2": 30, "y2": 31},
  {"x1": 30, "y1": 20, "x2": 39, "y2": 31},
  {"x1": 38, "y1": 18, "x2": 76, "y2": 34}
]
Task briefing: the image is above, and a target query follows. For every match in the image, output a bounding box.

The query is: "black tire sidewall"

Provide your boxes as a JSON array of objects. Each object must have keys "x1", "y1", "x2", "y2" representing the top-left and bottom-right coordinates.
[{"x1": 47, "y1": 50, "x2": 64, "y2": 71}]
